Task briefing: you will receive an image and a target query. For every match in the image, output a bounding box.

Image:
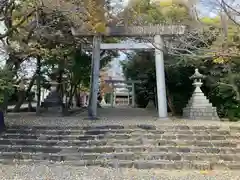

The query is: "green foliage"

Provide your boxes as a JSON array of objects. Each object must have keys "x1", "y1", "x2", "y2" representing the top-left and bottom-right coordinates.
[
  {"x1": 104, "y1": 93, "x2": 111, "y2": 104},
  {"x1": 71, "y1": 50, "x2": 92, "y2": 87},
  {"x1": 127, "y1": 0, "x2": 193, "y2": 25},
  {"x1": 121, "y1": 51, "x2": 156, "y2": 107},
  {"x1": 0, "y1": 68, "x2": 14, "y2": 104},
  {"x1": 122, "y1": 52, "x2": 193, "y2": 112},
  {"x1": 201, "y1": 16, "x2": 221, "y2": 25},
  {"x1": 209, "y1": 84, "x2": 240, "y2": 121}
]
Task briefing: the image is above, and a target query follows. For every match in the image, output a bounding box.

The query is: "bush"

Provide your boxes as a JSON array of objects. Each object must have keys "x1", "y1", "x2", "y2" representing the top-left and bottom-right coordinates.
[{"x1": 0, "y1": 69, "x2": 14, "y2": 108}]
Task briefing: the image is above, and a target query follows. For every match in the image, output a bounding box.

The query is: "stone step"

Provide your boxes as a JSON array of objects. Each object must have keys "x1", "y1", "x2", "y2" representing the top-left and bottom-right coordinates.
[
  {"x1": 0, "y1": 145, "x2": 239, "y2": 154},
  {"x1": 3, "y1": 128, "x2": 234, "y2": 136},
  {"x1": 1, "y1": 133, "x2": 239, "y2": 141},
  {"x1": 7, "y1": 125, "x2": 127, "y2": 130},
  {"x1": 230, "y1": 126, "x2": 240, "y2": 131},
  {"x1": 0, "y1": 156, "x2": 239, "y2": 170},
  {"x1": 0, "y1": 138, "x2": 237, "y2": 148},
  {"x1": 8, "y1": 124, "x2": 225, "y2": 130},
  {"x1": 1, "y1": 151, "x2": 240, "y2": 162},
  {"x1": 6, "y1": 125, "x2": 240, "y2": 133},
  {"x1": 0, "y1": 158, "x2": 211, "y2": 170}
]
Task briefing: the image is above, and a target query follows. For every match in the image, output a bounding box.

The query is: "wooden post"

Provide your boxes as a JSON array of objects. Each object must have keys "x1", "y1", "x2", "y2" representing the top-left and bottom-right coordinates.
[{"x1": 88, "y1": 35, "x2": 101, "y2": 119}]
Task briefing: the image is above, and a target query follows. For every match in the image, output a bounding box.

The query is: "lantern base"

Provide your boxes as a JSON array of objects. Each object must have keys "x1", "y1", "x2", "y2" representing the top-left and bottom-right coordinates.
[
  {"x1": 40, "y1": 90, "x2": 64, "y2": 116},
  {"x1": 183, "y1": 107, "x2": 219, "y2": 120}
]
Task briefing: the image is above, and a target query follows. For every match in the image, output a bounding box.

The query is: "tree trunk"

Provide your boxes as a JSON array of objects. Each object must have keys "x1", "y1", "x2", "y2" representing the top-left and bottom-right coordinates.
[
  {"x1": 68, "y1": 80, "x2": 80, "y2": 108},
  {"x1": 67, "y1": 84, "x2": 75, "y2": 108},
  {"x1": 57, "y1": 61, "x2": 65, "y2": 99},
  {"x1": 227, "y1": 64, "x2": 240, "y2": 101},
  {"x1": 75, "y1": 92, "x2": 81, "y2": 107},
  {"x1": 2, "y1": 92, "x2": 9, "y2": 114},
  {"x1": 0, "y1": 110, "x2": 5, "y2": 132},
  {"x1": 13, "y1": 90, "x2": 26, "y2": 112},
  {"x1": 165, "y1": 71, "x2": 176, "y2": 115},
  {"x1": 28, "y1": 99, "x2": 33, "y2": 112},
  {"x1": 166, "y1": 86, "x2": 176, "y2": 115},
  {"x1": 57, "y1": 71, "x2": 63, "y2": 95},
  {"x1": 2, "y1": 58, "x2": 15, "y2": 113},
  {"x1": 13, "y1": 74, "x2": 36, "y2": 112},
  {"x1": 36, "y1": 57, "x2": 41, "y2": 114}
]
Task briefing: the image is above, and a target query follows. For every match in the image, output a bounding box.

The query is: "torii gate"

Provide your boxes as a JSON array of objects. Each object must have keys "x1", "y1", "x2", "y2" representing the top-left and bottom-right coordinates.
[
  {"x1": 104, "y1": 79, "x2": 141, "y2": 108},
  {"x1": 74, "y1": 25, "x2": 185, "y2": 119}
]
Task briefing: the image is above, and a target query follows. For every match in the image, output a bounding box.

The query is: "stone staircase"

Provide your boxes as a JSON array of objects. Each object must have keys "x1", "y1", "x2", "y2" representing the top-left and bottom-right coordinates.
[{"x1": 0, "y1": 124, "x2": 240, "y2": 170}]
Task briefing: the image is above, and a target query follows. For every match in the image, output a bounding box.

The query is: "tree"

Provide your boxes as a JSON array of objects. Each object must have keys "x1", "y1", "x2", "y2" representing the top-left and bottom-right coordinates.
[
  {"x1": 218, "y1": 0, "x2": 240, "y2": 26},
  {"x1": 0, "y1": 68, "x2": 14, "y2": 111},
  {"x1": 0, "y1": 0, "x2": 37, "y2": 40},
  {"x1": 0, "y1": 0, "x2": 118, "y2": 111},
  {"x1": 121, "y1": 0, "x2": 240, "y2": 120},
  {"x1": 122, "y1": 51, "x2": 194, "y2": 113}
]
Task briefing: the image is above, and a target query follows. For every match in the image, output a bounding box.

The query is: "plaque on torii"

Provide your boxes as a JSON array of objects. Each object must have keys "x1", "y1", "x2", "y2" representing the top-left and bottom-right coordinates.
[
  {"x1": 71, "y1": 24, "x2": 185, "y2": 37},
  {"x1": 74, "y1": 24, "x2": 186, "y2": 120}
]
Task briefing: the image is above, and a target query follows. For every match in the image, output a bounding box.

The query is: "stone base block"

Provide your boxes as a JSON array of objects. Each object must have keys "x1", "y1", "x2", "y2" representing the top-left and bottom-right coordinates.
[
  {"x1": 183, "y1": 107, "x2": 219, "y2": 120},
  {"x1": 40, "y1": 106, "x2": 64, "y2": 117},
  {"x1": 146, "y1": 100, "x2": 156, "y2": 109}
]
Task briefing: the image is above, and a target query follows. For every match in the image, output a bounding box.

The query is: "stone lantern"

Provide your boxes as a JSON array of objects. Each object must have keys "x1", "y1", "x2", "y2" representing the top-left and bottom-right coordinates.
[
  {"x1": 18, "y1": 80, "x2": 26, "y2": 91},
  {"x1": 183, "y1": 69, "x2": 219, "y2": 120},
  {"x1": 50, "y1": 80, "x2": 58, "y2": 92},
  {"x1": 41, "y1": 72, "x2": 63, "y2": 115}
]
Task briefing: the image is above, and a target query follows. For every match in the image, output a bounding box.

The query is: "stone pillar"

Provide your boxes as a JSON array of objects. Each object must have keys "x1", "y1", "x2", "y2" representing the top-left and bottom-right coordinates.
[
  {"x1": 41, "y1": 88, "x2": 44, "y2": 102},
  {"x1": 127, "y1": 90, "x2": 130, "y2": 106},
  {"x1": 111, "y1": 84, "x2": 114, "y2": 108},
  {"x1": 183, "y1": 69, "x2": 219, "y2": 120},
  {"x1": 19, "y1": 80, "x2": 25, "y2": 91},
  {"x1": 132, "y1": 82, "x2": 135, "y2": 107},
  {"x1": 88, "y1": 35, "x2": 101, "y2": 119},
  {"x1": 101, "y1": 93, "x2": 106, "y2": 105},
  {"x1": 146, "y1": 99, "x2": 155, "y2": 109},
  {"x1": 113, "y1": 90, "x2": 116, "y2": 106},
  {"x1": 41, "y1": 79, "x2": 63, "y2": 115},
  {"x1": 86, "y1": 93, "x2": 89, "y2": 106},
  {"x1": 83, "y1": 94, "x2": 87, "y2": 106},
  {"x1": 154, "y1": 35, "x2": 168, "y2": 119}
]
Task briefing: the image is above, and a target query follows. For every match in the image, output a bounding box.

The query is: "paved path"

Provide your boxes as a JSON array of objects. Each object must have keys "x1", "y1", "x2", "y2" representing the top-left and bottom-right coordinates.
[
  {"x1": 5, "y1": 107, "x2": 240, "y2": 127},
  {"x1": 0, "y1": 163, "x2": 240, "y2": 180},
  {"x1": 7, "y1": 103, "x2": 37, "y2": 110}
]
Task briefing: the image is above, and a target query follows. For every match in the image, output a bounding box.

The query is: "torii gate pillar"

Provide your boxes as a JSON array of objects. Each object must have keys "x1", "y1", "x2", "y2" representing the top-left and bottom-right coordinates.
[
  {"x1": 88, "y1": 36, "x2": 101, "y2": 119},
  {"x1": 154, "y1": 35, "x2": 168, "y2": 119}
]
